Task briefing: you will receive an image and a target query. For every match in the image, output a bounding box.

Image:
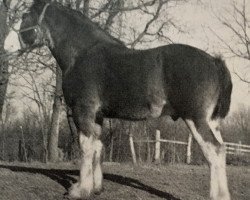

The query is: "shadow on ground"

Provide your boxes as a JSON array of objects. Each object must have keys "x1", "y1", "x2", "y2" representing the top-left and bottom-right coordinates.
[{"x1": 0, "y1": 164, "x2": 181, "y2": 200}]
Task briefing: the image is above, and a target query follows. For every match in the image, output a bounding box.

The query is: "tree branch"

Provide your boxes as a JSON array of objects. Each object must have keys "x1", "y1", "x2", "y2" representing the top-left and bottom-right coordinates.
[
  {"x1": 129, "y1": 0, "x2": 168, "y2": 48},
  {"x1": 233, "y1": 68, "x2": 250, "y2": 84}
]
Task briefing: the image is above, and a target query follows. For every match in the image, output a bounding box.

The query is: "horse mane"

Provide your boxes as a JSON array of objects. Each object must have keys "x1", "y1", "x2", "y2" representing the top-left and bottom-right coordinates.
[{"x1": 31, "y1": 0, "x2": 125, "y2": 46}]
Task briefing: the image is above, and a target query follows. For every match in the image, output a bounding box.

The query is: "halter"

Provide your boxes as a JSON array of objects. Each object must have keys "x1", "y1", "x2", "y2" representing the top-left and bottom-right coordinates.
[
  {"x1": 0, "y1": 3, "x2": 50, "y2": 61},
  {"x1": 15, "y1": 3, "x2": 50, "y2": 49}
]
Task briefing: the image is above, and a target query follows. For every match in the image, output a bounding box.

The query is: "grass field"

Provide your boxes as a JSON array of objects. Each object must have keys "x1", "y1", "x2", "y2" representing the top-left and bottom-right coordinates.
[{"x1": 0, "y1": 162, "x2": 249, "y2": 200}]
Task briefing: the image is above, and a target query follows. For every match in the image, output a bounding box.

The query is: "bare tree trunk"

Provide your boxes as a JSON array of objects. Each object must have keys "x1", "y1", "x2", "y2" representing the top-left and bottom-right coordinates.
[
  {"x1": 20, "y1": 126, "x2": 28, "y2": 162},
  {"x1": 117, "y1": 130, "x2": 122, "y2": 161},
  {"x1": 138, "y1": 134, "x2": 142, "y2": 163},
  {"x1": 0, "y1": 1, "x2": 9, "y2": 117},
  {"x1": 48, "y1": 66, "x2": 62, "y2": 162},
  {"x1": 1, "y1": 121, "x2": 5, "y2": 160},
  {"x1": 109, "y1": 119, "x2": 114, "y2": 162},
  {"x1": 145, "y1": 122, "x2": 151, "y2": 163},
  {"x1": 67, "y1": 108, "x2": 80, "y2": 160},
  {"x1": 109, "y1": 135, "x2": 114, "y2": 162},
  {"x1": 41, "y1": 118, "x2": 48, "y2": 163}
]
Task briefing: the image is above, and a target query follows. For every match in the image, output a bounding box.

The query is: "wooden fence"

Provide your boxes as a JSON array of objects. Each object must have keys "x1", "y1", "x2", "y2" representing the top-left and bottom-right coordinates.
[
  {"x1": 132, "y1": 130, "x2": 191, "y2": 164},
  {"x1": 225, "y1": 141, "x2": 250, "y2": 155},
  {"x1": 131, "y1": 130, "x2": 250, "y2": 164}
]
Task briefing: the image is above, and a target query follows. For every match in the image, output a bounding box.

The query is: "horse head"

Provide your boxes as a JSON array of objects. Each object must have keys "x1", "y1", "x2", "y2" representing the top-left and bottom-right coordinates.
[{"x1": 4, "y1": 0, "x2": 52, "y2": 53}]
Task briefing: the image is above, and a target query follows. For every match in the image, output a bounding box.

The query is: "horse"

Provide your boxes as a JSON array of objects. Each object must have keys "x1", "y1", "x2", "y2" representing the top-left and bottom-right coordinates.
[{"x1": 4, "y1": 0, "x2": 232, "y2": 199}]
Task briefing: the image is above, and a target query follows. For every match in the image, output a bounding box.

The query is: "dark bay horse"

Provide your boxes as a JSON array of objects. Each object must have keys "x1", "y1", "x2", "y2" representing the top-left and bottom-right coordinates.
[{"x1": 4, "y1": 0, "x2": 232, "y2": 199}]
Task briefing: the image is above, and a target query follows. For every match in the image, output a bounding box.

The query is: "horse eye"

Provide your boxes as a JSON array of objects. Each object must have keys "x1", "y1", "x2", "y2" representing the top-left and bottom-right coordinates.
[{"x1": 22, "y1": 13, "x2": 28, "y2": 19}]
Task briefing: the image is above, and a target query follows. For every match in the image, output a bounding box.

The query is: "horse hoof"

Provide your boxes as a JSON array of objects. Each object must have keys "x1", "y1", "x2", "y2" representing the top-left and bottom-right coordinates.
[
  {"x1": 93, "y1": 187, "x2": 104, "y2": 195},
  {"x1": 69, "y1": 183, "x2": 93, "y2": 200},
  {"x1": 210, "y1": 193, "x2": 230, "y2": 200}
]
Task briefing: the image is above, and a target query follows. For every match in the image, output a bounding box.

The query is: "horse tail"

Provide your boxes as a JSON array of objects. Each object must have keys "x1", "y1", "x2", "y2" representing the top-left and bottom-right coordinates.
[{"x1": 212, "y1": 57, "x2": 232, "y2": 119}]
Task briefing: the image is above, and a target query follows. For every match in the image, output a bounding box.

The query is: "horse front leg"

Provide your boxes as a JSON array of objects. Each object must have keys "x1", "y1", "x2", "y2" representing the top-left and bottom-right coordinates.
[
  {"x1": 69, "y1": 129, "x2": 95, "y2": 199},
  {"x1": 68, "y1": 106, "x2": 104, "y2": 199}
]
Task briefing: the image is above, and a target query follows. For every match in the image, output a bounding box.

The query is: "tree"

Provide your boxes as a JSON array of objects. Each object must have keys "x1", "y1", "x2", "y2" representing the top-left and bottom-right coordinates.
[
  {"x1": 0, "y1": 0, "x2": 9, "y2": 117},
  {"x1": 48, "y1": 65, "x2": 63, "y2": 162},
  {"x1": 212, "y1": 0, "x2": 250, "y2": 83},
  {"x1": 0, "y1": 0, "x2": 10, "y2": 161},
  {"x1": 222, "y1": 104, "x2": 250, "y2": 144},
  {"x1": 16, "y1": 63, "x2": 54, "y2": 163}
]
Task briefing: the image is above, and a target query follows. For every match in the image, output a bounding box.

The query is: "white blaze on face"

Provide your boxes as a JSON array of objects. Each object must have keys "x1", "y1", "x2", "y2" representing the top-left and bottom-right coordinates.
[{"x1": 4, "y1": 19, "x2": 23, "y2": 53}]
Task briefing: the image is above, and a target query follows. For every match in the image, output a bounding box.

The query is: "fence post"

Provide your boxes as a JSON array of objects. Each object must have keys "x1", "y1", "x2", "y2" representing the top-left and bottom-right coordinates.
[
  {"x1": 186, "y1": 133, "x2": 192, "y2": 164},
  {"x1": 129, "y1": 134, "x2": 137, "y2": 164},
  {"x1": 154, "y1": 130, "x2": 161, "y2": 164},
  {"x1": 237, "y1": 141, "x2": 242, "y2": 155}
]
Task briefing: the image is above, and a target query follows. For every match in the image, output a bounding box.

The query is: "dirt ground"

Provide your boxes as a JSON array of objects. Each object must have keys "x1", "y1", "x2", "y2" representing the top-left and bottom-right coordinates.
[{"x1": 0, "y1": 162, "x2": 249, "y2": 200}]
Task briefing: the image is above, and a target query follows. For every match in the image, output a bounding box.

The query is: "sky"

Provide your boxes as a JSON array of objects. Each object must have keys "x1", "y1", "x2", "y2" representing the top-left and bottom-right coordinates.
[{"x1": 167, "y1": 0, "x2": 250, "y2": 112}]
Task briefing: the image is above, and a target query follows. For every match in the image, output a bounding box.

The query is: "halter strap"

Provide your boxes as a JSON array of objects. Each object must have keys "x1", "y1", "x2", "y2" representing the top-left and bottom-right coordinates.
[
  {"x1": 38, "y1": 3, "x2": 50, "y2": 25},
  {"x1": 14, "y1": 3, "x2": 50, "y2": 33}
]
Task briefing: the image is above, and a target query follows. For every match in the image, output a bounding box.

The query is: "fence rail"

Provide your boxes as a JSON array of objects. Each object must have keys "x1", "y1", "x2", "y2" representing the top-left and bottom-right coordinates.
[
  {"x1": 134, "y1": 139, "x2": 188, "y2": 145},
  {"x1": 132, "y1": 130, "x2": 190, "y2": 164},
  {"x1": 131, "y1": 130, "x2": 250, "y2": 164},
  {"x1": 225, "y1": 142, "x2": 250, "y2": 155}
]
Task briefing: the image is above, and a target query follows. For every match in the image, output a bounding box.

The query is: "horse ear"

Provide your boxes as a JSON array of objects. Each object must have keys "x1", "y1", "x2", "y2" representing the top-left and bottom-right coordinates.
[
  {"x1": 33, "y1": 0, "x2": 48, "y2": 5},
  {"x1": 33, "y1": 0, "x2": 42, "y2": 4}
]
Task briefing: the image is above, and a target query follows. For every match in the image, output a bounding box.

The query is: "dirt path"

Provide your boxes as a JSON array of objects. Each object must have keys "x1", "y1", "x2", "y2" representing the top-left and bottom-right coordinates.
[{"x1": 0, "y1": 162, "x2": 249, "y2": 200}]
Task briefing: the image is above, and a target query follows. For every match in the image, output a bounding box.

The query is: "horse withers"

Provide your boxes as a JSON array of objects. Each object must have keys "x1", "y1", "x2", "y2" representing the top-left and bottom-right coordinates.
[{"x1": 4, "y1": 0, "x2": 232, "y2": 199}]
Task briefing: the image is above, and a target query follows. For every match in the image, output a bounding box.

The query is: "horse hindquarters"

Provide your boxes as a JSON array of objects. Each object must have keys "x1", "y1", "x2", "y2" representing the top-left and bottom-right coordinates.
[{"x1": 162, "y1": 48, "x2": 232, "y2": 199}]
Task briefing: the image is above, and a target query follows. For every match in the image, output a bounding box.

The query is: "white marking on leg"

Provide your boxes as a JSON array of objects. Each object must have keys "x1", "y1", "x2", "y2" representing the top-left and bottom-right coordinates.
[
  {"x1": 185, "y1": 119, "x2": 205, "y2": 146},
  {"x1": 4, "y1": 20, "x2": 22, "y2": 52},
  {"x1": 209, "y1": 144, "x2": 230, "y2": 200},
  {"x1": 93, "y1": 140, "x2": 103, "y2": 193},
  {"x1": 207, "y1": 115, "x2": 230, "y2": 200},
  {"x1": 208, "y1": 120, "x2": 223, "y2": 144},
  {"x1": 79, "y1": 134, "x2": 94, "y2": 192},
  {"x1": 70, "y1": 133, "x2": 94, "y2": 199},
  {"x1": 94, "y1": 124, "x2": 102, "y2": 137},
  {"x1": 184, "y1": 119, "x2": 230, "y2": 200},
  {"x1": 206, "y1": 104, "x2": 223, "y2": 144}
]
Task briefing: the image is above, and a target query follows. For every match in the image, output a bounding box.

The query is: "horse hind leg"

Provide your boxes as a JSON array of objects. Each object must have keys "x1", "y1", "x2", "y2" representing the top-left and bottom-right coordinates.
[{"x1": 184, "y1": 118, "x2": 230, "y2": 200}]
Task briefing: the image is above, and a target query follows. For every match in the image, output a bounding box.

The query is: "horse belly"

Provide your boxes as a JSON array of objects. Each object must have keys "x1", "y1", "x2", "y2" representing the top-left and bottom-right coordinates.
[{"x1": 102, "y1": 86, "x2": 168, "y2": 120}]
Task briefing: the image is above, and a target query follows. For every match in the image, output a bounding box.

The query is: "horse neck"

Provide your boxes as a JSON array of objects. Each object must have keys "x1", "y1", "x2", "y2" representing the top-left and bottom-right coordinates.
[{"x1": 43, "y1": 6, "x2": 123, "y2": 73}]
